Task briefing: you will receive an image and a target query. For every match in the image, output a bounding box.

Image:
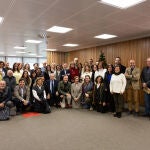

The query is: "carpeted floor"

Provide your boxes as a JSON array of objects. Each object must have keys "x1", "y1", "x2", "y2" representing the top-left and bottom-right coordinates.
[{"x1": 0, "y1": 108, "x2": 150, "y2": 150}]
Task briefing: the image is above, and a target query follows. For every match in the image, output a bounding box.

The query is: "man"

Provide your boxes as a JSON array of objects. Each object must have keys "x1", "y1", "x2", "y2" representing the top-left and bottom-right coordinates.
[
  {"x1": 60, "y1": 63, "x2": 70, "y2": 81},
  {"x1": 41, "y1": 62, "x2": 47, "y2": 73},
  {"x1": 125, "y1": 59, "x2": 140, "y2": 116},
  {"x1": 0, "y1": 80, "x2": 12, "y2": 120},
  {"x1": 141, "y1": 57, "x2": 150, "y2": 117},
  {"x1": 114, "y1": 57, "x2": 126, "y2": 73},
  {"x1": 46, "y1": 73, "x2": 59, "y2": 107},
  {"x1": 89, "y1": 58, "x2": 94, "y2": 70},
  {"x1": 31, "y1": 63, "x2": 39, "y2": 74},
  {"x1": 3, "y1": 70, "x2": 16, "y2": 95},
  {"x1": 4, "y1": 62, "x2": 11, "y2": 73},
  {"x1": 13, "y1": 78, "x2": 30, "y2": 113},
  {"x1": 58, "y1": 75, "x2": 71, "y2": 108}
]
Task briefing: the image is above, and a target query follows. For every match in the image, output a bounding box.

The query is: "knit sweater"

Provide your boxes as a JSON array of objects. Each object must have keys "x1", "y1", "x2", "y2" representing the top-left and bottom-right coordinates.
[{"x1": 110, "y1": 73, "x2": 126, "y2": 94}]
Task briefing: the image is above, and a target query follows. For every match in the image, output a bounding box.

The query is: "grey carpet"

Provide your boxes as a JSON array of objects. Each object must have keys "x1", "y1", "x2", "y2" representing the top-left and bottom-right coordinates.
[{"x1": 0, "y1": 109, "x2": 150, "y2": 150}]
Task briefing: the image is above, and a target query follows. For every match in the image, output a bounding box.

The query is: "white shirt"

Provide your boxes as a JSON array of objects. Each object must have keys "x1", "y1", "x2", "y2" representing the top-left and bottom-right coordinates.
[
  {"x1": 110, "y1": 73, "x2": 126, "y2": 94},
  {"x1": 94, "y1": 69, "x2": 107, "y2": 79}
]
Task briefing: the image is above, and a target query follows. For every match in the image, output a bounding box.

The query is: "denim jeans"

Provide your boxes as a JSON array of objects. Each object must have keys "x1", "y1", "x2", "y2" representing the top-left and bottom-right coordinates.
[{"x1": 144, "y1": 93, "x2": 150, "y2": 114}]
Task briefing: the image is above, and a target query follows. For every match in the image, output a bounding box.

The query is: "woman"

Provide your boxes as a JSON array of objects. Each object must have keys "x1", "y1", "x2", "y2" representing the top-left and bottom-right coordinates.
[
  {"x1": 55, "y1": 65, "x2": 61, "y2": 81},
  {"x1": 93, "y1": 76, "x2": 107, "y2": 113},
  {"x1": 77, "y1": 63, "x2": 83, "y2": 79},
  {"x1": 94, "y1": 61, "x2": 107, "y2": 80},
  {"x1": 81, "y1": 75, "x2": 93, "y2": 110},
  {"x1": 110, "y1": 65, "x2": 126, "y2": 118},
  {"x1": 104, "y1": 64, "x2": 115, "y2": 113},
  {"x1": 13, "y1": 63, "x2": 22, "y2": 84},
  {"x1": 81, "y1": 65, "x2": 92, "y2": 82},
  {"x1": 23, "y1": 63, "x2": 31, "y2": 75},
  {"x1": 69, "y1": 62, "x2": 79, "y2": 83},
  {"x1": 32, "y1": 77, "x2": 51, "y2": 113},
  {"x1": 43, "y1": 65, "x2": 52, "y2": 81},
  {"x1": 71, "y1": 76, "x2": 82, "y2": 108},
  {"x1": 21, "y1": 71, "x2": 31, "y2": 87}
]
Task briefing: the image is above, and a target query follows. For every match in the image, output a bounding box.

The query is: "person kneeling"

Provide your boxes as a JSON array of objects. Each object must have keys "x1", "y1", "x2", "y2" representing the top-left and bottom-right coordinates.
[
  {"x1": 13, "y1": 78, "x2": 31, "y2": 114},
  {"x1": 32, "y1": 77, "x2": 51, "y2": 113},
  {"x1": 0, "y1": 80, "x2": 12, "y2": 120}
]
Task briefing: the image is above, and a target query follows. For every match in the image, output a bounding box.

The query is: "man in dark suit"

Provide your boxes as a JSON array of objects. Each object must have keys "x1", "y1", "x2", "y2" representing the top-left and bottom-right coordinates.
[
  {"x1": 60, "y1": 63, "x2": 71, "y2": 81},
  {"x1": 46, "y1": 73, "x2": 59, "y2": 107},
  {"x1": 114, "y1": 57, "x2": 126, "y2": 73}
]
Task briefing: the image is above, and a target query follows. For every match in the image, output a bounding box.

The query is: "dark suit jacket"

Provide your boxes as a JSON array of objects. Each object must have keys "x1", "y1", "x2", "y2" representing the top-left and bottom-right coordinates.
[
  {"x1": 45, "y1": 79, "x2": 58, "y2": 95},
  {"x1": 60, "y1": 69, "x2": 71, "y2": 81}
]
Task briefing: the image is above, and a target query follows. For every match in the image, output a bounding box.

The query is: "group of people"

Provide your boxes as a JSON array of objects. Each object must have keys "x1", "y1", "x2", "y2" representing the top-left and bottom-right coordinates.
[{"x1": 0, "y1": 56, "x2": 150, "y2": 121}]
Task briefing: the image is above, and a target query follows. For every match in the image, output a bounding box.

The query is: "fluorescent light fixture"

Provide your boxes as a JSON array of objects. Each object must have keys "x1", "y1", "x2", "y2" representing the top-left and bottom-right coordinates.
[
  {"x1": 0, "y1": 17, "x2": 4, "y2": 24},
  {"x1": 25, "y1": 40, "x2": 42, "y2": 44},
  {"x1": 45, "y1": 49, "x2": 57, "y2": 51},
  {"x1": 99, "y1": 0, "x2": 146, "y2": 9},
  {"x1": 14, "y1": 46, "x2": 27, "y2": 49},
  {"x1": 94, "y1": 34, "x2": 117, "y2": 39},
  {"x1": 16, "y1": 51, "x2": 26, "y2": 54},
  {"x1": 0, "y1": 52, "x2": 4, "y2": 54},
  {"x1": 47, "y1": 26, "x2": 73, "y2": 33},
  {"x1": 28, "y1": 53, "x2": 36, "y2": 56},
  {"x1": 63, "y1": 44, "x2": 79, "y2": 47},
  {"x1": 37, "y1": 55, "x2": 44, "y2": 57},
  {"x1": 9, "y1": 55, "x2": 17, "y2": 56}
]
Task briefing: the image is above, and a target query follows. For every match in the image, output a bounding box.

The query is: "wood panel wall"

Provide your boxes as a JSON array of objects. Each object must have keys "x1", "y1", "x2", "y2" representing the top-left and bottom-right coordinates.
[
  {"x1": 47, "y1": 51, "x2": 66, "y2": 65},
  {"x1": 47, "y1": 37, "x2": 150, "y2": 105}
]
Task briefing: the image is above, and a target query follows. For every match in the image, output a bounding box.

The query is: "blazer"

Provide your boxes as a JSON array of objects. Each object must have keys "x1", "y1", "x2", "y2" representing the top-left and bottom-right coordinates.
[
  {"x1": 141, "y1": 67, "x2": 150, "y2": 88},
  {"x1": 45, "y1": 79, "x2": 58, "y2": 95},
  {"x1": 60, "y1": 69, "x2": 70, "y2": 81},
  {"x1": 125, "y1": 67, "x2": 141, "y2": 90},
  {"x1": 58, "y1": 81, "x2": 71, "y2": 95},
  {"x1": 71, "y1": 82, "x2": 82, "y2": 100},
  {"x1": 14, "y1": 85, "x2": 30, "y2": 101}
]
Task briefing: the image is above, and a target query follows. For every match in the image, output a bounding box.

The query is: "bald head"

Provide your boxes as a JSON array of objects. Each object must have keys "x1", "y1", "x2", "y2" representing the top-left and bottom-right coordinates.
[
  {"x1": 129, "y1": 59, "x2": 136, "y2": 68},
  {"x1": 7, "y1": 70, "x2": 13, "y2": 77}
]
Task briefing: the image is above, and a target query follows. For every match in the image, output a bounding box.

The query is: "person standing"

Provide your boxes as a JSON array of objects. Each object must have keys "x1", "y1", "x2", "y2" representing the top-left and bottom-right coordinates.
[
  {"x1": 46, "y1": 73, "x2": 59, "y2": 107},
  {"x1": 71, "y1": 76, "x2": 82, "y2": 108},
  {"x1": 125, "y1": 59, "x2": 140, "y2": 116},
  {"x1": 141, "y1": 57, "x2": 150, "y2": 117},
  {"x1": 114, "y1": 57, "x2": 126, "y2": 73},
  {"x1": 110, "y1": 65, "x2": 126, "y2": 118}
]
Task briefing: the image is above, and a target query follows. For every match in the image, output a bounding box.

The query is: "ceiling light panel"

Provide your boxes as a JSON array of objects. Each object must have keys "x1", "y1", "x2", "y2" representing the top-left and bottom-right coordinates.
[
  {"x1": 94, "y1": 34, "x2": 117, "y2": 39},
  {"x1": 47, "y1": 26, "x2": 73, "y2": 33},
  {"x1": 99, "y1": 0, "x2": 146, "y2": 9}
]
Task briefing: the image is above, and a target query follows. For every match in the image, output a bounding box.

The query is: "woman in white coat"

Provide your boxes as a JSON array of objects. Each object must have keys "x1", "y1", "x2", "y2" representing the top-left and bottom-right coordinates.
[{"x1": 110, "y1": 65, "x2": 126, "y2": 118}]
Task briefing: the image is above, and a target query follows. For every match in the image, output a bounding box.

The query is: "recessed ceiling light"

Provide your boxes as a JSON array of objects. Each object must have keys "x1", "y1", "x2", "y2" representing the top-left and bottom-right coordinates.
[
  {"x1": 16, "y1": 51, "x2": 26, "y2": 54},
  {"x1": 99, "y1": 0, "x2": 146, "y2": 9},
  {"x1": 63, "y1": 44, "x2": 79, "y2": 47},
  {"x1": 45, "y1": 49, "x2": 57, "y2": 51},
  {"x1": 0, "y1": 17, "x2": 4, "y2": 24},
  {"x1": 14, "y1": 46, "x2": 27, "y2": 49},
  {"x1": 25, "y1": 40, "x2": 42, "y2": 44},
  {"x1": 94, "y1": 34, "x2": 117, "y2": 39},
  {"x1": 47, "y1": 26, "x2": 73, "y2": 33}
]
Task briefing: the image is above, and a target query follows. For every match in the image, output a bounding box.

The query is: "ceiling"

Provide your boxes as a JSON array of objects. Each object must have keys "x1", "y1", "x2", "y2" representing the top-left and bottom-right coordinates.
[{"x1": 0, "y1": 0, "x2": 150, "y2": 57}]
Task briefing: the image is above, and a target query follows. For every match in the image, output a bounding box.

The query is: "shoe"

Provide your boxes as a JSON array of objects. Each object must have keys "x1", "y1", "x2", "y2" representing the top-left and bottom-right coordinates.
[
  {"x1": 114, "y1": 113, "x2": 118, "y2": 117},
  {"x1": 142, "y1": 113, "x2": 149, "y2": 117},
  {"x1": 134, "y1": 112, "x2": 139, "y2": 117},
  {"x1": 90, "y1": 107, "x2": 93, "y2": 111},
  {"x1": 117, "y1": 112, "x2": 122, "y2": 118},
  {"x1": 127, "y1": 111, "x2": 132, "y2": 115}
]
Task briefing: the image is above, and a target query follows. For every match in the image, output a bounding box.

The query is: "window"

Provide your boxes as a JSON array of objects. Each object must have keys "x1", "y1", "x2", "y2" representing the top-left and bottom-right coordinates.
[
  {"x1": 23, "y1": 57, "x2": 37, "y2": 69},
  {"x1": 6, "y1": 57, "x2": 22, "y2": 68}
]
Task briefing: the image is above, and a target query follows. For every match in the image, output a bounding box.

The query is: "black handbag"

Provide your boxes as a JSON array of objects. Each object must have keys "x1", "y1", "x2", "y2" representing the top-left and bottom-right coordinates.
[{"x1": 0, "y1": 106, "x2": 10, "y2": 121}]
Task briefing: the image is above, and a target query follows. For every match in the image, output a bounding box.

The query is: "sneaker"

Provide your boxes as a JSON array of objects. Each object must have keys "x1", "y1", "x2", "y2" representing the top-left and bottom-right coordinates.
[{"x1": 90, "y1": 107, "x2": 93, "y2": 111}]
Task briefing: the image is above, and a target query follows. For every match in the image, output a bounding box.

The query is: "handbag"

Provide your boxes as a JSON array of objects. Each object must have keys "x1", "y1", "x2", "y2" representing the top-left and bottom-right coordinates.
[{"x1": 0, "y1": 106, "x2": 10, "y2": 121}]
